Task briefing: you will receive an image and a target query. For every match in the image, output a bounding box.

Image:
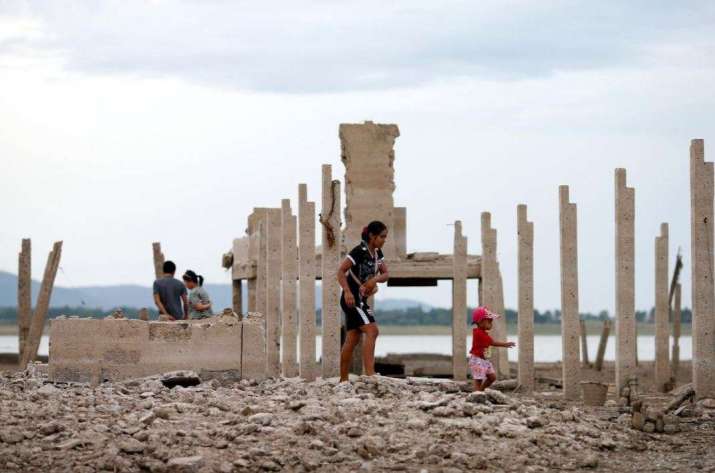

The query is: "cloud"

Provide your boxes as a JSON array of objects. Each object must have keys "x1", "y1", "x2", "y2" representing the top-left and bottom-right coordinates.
[{"x1": 2, "y1": 1, "x2": 714, "y2": 93}]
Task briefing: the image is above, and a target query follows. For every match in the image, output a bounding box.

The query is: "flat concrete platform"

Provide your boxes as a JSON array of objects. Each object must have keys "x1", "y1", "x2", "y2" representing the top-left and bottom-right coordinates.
[{"x1": 48, "y1": 315, "x2": 265, "y2": 384}]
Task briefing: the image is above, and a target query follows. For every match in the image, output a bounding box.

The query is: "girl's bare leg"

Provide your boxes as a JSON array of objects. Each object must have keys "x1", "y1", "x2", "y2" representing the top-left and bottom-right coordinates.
[
  {"x1": 359, "y1": 323, "x2": 380, "y2": 376},
  {"x1": 480, "y1": 373, "x2": 496, "y2": 390},
  {"x1": 340, "y1": 330, "x2": 361, "y2": 382}
]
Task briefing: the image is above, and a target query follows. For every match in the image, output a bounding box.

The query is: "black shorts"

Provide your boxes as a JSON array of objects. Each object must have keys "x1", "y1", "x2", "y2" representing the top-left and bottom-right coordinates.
[{"x1": 340, "y1": 292, "x2": 376, "y2": 331}]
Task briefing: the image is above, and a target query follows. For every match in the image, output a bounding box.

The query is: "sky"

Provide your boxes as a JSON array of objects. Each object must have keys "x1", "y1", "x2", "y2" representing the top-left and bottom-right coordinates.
[{"x1": 1, "y1": 1, "x2": 714, "y2": 312}]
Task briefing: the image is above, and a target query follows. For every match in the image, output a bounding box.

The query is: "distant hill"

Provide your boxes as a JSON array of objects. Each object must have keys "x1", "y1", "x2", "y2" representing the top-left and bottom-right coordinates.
[{"x1": 0, "y1": 271, "x2": 431, "y2": 312}]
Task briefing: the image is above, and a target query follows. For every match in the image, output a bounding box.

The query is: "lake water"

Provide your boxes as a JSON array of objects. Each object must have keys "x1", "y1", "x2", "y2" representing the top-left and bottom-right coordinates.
[{"x1": 0, "y1": 334, "x2": 692, "y2": 362}]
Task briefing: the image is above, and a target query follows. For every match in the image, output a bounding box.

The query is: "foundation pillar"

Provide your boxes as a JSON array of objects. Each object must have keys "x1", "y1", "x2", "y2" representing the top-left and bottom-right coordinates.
[
  {"x1": 594, "y1": 319, "x2": 611, "y2": 372},
  {"x1": 281, "y1": 199, "x2": 299, "y2": 377},
  {"x1": 232, "y1": 280, "x2": 242, "y2": 315},
  {"x1": 615, "y1": 169, "x2": 637, "y2": 393},
  {"x1": 152, "y1": 242, "x2": 165, "y2": 280},
  {"x1": 671, "y1": 283, "x2": 682, "y2": 380},
  {"x1": 265, "y1": 208, "x2": 282, "y2": 377},
  {"x1": 17, "y1": 239, "x2": 31, "y2": 360},
  {"x1": 452, "y1": 221, "x2": 468, "y2": 380},
  {"x1": 580, "y1": 320, "x2": 590, "y2": 367},
  {"x1": 690, "y1": 138, "x2": 715, "y2": 398},
  {"x1": 21, "y1": 241, "x2": 62, "y2": 367},
  {"x1": 321, "y1": 165, "x2": 342, "y2": 378},
  {"x1": 298, "y1": 184, "x2": 317, "y2": 380},
  {"x1": 494, "y1": 264, "x2": 509, "y2": 378},
  {"x1": 655, "y1": 223, "x2": 670, "y2": 391},
  {"x1": 251, "y1": 209, "x2": 269, "y2": 317},
  {"x1": 517, "y1": 205, "x2": 534, "y2": 392},
  {"x1": 559, "y1": 186, "x2": 581, "y2": 400},
  {"x1": 480, "y1": 212, "x2": 503, "y2": 376}
]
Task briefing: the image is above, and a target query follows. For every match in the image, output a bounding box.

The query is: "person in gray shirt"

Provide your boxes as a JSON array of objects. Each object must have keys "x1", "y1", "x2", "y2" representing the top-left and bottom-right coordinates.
[
  {"x1": 153, "y1": 261, "x2": 188, "y2": 320},
  {"x1": 182, "y1": 270, "x2": 212, "y2": 319}
]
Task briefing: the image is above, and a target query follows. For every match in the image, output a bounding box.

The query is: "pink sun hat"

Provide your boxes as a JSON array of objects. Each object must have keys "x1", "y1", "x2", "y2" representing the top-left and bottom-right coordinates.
[{"x1": 472, "y1": 306, "x2": 501, "y2": 324}]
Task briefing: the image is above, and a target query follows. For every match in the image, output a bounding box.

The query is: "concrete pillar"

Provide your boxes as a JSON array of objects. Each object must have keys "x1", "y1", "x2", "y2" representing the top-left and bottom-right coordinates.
[
  {"x1": 671, "y1": 283, "x2": 682, "y2": 380},
  {"x1": 480, "y1": 212, "x2": 503, "y2": 376},
  {"x1": 452, "y1": 221, "x2": 468, "y2": 380},
  {"x1": 689, "y1": 138, "x2": 715, "y2": 398},
  {"x1": 394, "y1": 207, "x2": 407, "y2": 260},
  {"x1": 321, "y1": 165, "x2": 342, "y2": 379},
  {"x1": 615, "y1": 169, "x2": 636, "y2": 393},
  {"x1": 339, "y1": 122, "x2": 400, "y2": 258},
  {"x1": 17, "y1": 239, "x2": 31, "y2": 360},
  {"x1": 594, "y1": 319, "x2": 611, "y2": 372},
  {"x1": 152, "y1": 242, "x2": 164, "y2": 280},
  {"x1": 559, "y1": 186, "x2": 581, "y2": 400},
  {"x1": 579, "y1": 320, "x2": 590, "y2": 367},
  {"x1": 655, "y1": 223, "x2": 670, "y2": 391},
  {"x1": 21, "y1": 241, "x2": 62, "y2": 367},
  {"x1": 494, "y1": 264, "x2": 509, "y2": 378},
  {"x1": 255, "y1": 210, "x2": 268, "y2": 317},
  {"x1": 517, "y1": 205, "x2": 534, "y2": 392},
  {"x1": 265, "y1": 208, "x2": 282, "y2": 377},
  {"x1": 281, "y1": 199, "x2": 298, "y2": 377},
  {"x1": 298, "y1": 184, "x2": 317, "y2": 380},
  {"x1": 232, "y1": 280, "x2": 242, "y2": 315}
]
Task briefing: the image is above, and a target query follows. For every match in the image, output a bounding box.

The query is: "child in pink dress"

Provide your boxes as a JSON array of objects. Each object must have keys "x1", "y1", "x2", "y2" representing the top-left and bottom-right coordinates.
[{"x1": 469, "y1": 307, "x2": 515, "y2": 391}]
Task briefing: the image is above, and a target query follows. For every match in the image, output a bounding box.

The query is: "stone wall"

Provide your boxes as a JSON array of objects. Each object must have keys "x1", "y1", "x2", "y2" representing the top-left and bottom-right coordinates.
[{"x1": 48, "y1": 316, "x2": 266, "y2": 384}]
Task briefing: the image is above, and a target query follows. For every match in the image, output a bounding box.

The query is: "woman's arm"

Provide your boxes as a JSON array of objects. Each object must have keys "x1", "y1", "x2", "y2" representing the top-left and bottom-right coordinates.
[
  {"x1": 336, "y1": 258, "x2": 355, "y2": 307},
  {"x1": 361, "y1": 261, "x2": 389, "y2": 296}
]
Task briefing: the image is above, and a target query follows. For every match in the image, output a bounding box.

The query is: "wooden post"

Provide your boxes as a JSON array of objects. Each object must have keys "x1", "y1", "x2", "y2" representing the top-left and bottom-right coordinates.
[
  {"x1": 152, "y1": 242, "x2": 164, "y2": 280},
  {"x1": 298, "y1": 184, "x2": 317, "y2": 380},
  {"x1": 671, "y1": 283, "x2": 682, "y2": 381},
  {"x1": 595, "y1": 319, "x2": 611, "y2": 371},
  {"x1": 321, "y1": 165, "x2": 342, "y2": 379},
  {"x1": 517, "y1": 205, "x2": 534, "y2": 392},
  {"x1": 17, "y1": 239, "x2": 32, "y2": 361},
  {"x1": 21, "y1": 241, "x2": 62, "y2": 367},
  {"x1": 281, "y1": 199, "x2": 298, "y2": 377},
  {"x1": 452, "y1": 221, "x2": 468, "y2": 380}
]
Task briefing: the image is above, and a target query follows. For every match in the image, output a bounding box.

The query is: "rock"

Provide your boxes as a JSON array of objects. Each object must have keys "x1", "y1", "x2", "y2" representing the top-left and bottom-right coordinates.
[
  {"x1": 0, "y1": 430, "x2": 24, "y2": 444},
  {"x1": 631, "y1": 411, "x2": 644, "y2": 430},
  {"x1": 465, "y1": 392, "x2": 489, "y2": 404},
  {"x1": 154, "y1": 407, "x2": 172, "y2": 419},
  {"x1": 119, "y1": 438, "x2": 145, "y2": 453},
  {"x1": 288, "y1": 400, "x2": 306, "y2": 411},
  {"x1": 697, "y1": 398, "x2": 715, "y2": 409},
  {"x1": 167, "y1": 456, "x2": 204, "y2": 472},
  {"x1": 643, "y1": 422, "x2": 655, "y2": 433},
  {"x1": 485, "y1": 388, "x2": 510, "y2": 405},
  {"x1": 664, "y1": 424, "x2": 679, "y2": 434},
  {"x1": 248, "y1": 413, "x2": 273, "y2": 426},
  {"x1": 259, "y1": 460, "x2": 281, "y2": 471},
  {"x1": 37, "y1": 384, "x2": 59, "y2": 396},
  {"x1": 140, "y1": 412, "x2": 156, "y2": 425},
  {"x1": 56, "y1": 438, "x2": 86, "y2": 450},
  {"x1": 218, "y1": 461, "x2": 234, "y2": 473},
  {"x1": 160, "y1": 371, "x2": 201, "y2": 388},
  {"x1": 526, "y1": 416, "x2": 544, "y2": 429},
  {"x1": 579, "y1": 453, "x2": 599, "y2": 468},
  {"x1": 38, "y1": 422, "x2": 62, "y2": 436}
]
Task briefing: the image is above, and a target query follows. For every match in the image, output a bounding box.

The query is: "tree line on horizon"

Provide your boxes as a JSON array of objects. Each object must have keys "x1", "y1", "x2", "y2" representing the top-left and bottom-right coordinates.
[{"x1": 0, "y1": 305, "x2": 692, "y2": 326}]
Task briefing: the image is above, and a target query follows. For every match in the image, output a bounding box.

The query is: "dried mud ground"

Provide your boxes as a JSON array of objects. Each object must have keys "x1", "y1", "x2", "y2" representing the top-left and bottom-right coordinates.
[{"x1": 1, "y1": 362, "x2": 714, "y2": 473}]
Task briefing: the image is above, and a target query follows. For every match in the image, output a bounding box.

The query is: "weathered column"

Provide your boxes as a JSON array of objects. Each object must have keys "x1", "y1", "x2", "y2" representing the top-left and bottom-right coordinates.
[
  {"x1": 452, "y1": 221, "x2": 468, "y2": 380},
  {"x1": 281, "y1": 199, "x2": 299, "y2": 377},
  {"x1": 265, "y1": 208, "x2": 282, "y2": 377},
  {"x1": 580, "y1": 320, "x2": 590, "y2": 367},
  {"x1": 255, "y1": 210, "x2": 268, "y2": 317},
  {"x1": 480, "y1": 212, "x2": 503, "y2": 376},
  {"x1": 517, "y1": 205, "x2": 534, "y2": 392},
  {"x1": 655, "y1": 223, "x2": 670, "y2": 391},
  {"x1": 21, "y1": 241, "x2": 62, "y2": 367},
  {"x1": 671, "y1": 283, "x2": 682, "y2": 380},
  {"x1": 594, "y1": 319, "x2": 611, "y2": 372},
  {"x1": 690, "y1": 138, "x2": 715, "y2": 398},
  {"x1": 615, "y1": 169, "x2": 636, "y2": 392},
  {"x1": 494, "y1": 264, "x2": 509, "y2": 378},
  {"x1": 152, "y1": 242, "x2": 164, "y2": 280},
  {"x1": 17, "y1": 239, "x2": 31, "y2": 359},
  {"x1": 559, "y1": 186, "x2": 581, "y2": 400},
  {"x1": 232, "y1": 280, "x2": 242, "y2": 314},
  {"x1": 298, "y1": 184, "x2": 317, "y2": 380},
  {"x1": 321, "y1": 165, "x2": 342, "y2": 379}
]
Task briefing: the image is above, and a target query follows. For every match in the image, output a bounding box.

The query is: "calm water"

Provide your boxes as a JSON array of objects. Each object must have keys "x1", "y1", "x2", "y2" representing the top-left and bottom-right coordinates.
[{"x1": 0, "y1": 334, "x2": 692, "y2": 362}]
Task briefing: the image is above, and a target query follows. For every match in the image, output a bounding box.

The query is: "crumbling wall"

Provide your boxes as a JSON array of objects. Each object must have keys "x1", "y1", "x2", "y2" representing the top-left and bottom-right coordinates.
[{"x1": 48, "y1": 316, "x2": 266, "y2": 383}]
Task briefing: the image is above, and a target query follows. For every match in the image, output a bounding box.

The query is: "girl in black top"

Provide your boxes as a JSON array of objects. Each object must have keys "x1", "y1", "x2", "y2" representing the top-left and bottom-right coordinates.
[{"x1": 337, "y1": 221, "x2": 390, "y2": 382}]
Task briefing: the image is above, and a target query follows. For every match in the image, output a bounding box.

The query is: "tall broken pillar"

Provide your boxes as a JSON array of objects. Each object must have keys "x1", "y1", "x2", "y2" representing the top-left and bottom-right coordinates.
[
  {"x1": 559, "y1": 186, "x2": 580, "y2": 400},
  {"x1": 265, "y1": 208, "x2": 282, "y2": 377},
  {"x1": 17, "y1": 239, "x2": 31, "y2": 360},
  {"x1": 494, "y1": 264, "x2": 509, "y2": 378},
  {"x1": 321, "y1": 165, "x2": 342, "y2": 379},
  {"x1": 339, "y1": 121, "x2": 404, "y2": 259},
  {"x1": 452, "y1": 221, "x2": 468, "y2": 380},
  {"x1": 615, "y1": 169, "x2": 636, "y2": 393},
  {"x1": 152, "y1": 242, "x2": 165, "y2": 280},
  {"x1": 654, "y1": 223, "x2": 670, "y2": 392},
  {"x1": 249, "y1": 209, "x2": 269, "y2": 316},
  {"x1": 480, "y1": 212, "x2": 505, "y2": 376},
  {"x1": 671, "y1": 283, "x2": 682, "y2": 380},
  {"x1": 517, "y1": 205, "x2": 534, "y2": 392},
  {"x1": 689, "y1": 138, "x2": 715, "y2": 399},
  {"x1": 21, "y1": 241, "x2": 62, "y2": 367},
  {"x1": 298, "y1": 184, "x2": 317, "y2": 381},
  {"x1": 281, "y1": 199, "x2": 298, "y2": 377}
]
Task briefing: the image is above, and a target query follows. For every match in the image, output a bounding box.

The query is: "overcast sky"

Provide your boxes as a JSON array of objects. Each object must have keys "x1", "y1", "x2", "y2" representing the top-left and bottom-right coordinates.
[{"x1": 1, "y1": 1, "x2": 714, "y2": 312}]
